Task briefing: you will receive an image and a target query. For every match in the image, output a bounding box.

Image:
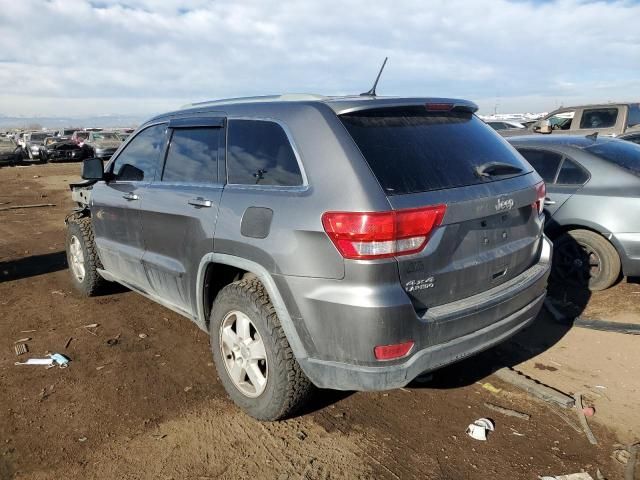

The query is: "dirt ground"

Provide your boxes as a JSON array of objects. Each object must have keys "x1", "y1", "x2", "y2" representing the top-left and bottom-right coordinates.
[{"x1": 1, "y1": 162, "x2": 638, "y2": 480}]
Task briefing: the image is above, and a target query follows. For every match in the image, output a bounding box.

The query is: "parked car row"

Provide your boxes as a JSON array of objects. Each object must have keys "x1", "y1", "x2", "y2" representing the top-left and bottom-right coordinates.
[
  {"x1": 0, "y1": 127, "x2": 135, "y2": 166},
  {"x1": 506, "y1": 134, "x2": 640, "y2": 291}
]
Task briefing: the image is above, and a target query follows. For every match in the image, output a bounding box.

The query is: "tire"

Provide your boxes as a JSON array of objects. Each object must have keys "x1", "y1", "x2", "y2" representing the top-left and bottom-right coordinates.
[
  {"x1": 552, "y1": 229, "x2": 621, "y2": 291},
  {"x1": 209, "y1": 278, "x2": 313, "y2": 421},
  {"x1": 65, "y1": 214, "x2": 106, "y2": 296}
]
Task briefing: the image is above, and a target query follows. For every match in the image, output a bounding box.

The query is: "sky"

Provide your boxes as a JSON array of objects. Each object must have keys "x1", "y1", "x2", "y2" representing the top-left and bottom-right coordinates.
[{"x1": 0, "y1": 0, "x2": 639, "y2": 119}]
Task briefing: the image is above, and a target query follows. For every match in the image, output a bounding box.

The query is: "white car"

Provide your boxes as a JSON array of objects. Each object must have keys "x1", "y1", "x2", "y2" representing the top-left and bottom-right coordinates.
[{"x1": 486, "y1": 120, "x2": 526, "y2": 131}]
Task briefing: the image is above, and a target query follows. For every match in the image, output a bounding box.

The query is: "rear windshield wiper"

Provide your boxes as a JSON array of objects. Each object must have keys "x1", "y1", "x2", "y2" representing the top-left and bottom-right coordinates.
[{"x1": 474, "y1": 161, "x2": 524, "y2": 179}]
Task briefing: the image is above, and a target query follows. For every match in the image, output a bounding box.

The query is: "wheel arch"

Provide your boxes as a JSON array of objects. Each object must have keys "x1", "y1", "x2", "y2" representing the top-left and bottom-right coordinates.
[
  {"x1": 196, "y1": 253, "x2": 308, "y2": 360},
  {"x1": 546, "y1": 219, "x2": 625, "y2": 262}
]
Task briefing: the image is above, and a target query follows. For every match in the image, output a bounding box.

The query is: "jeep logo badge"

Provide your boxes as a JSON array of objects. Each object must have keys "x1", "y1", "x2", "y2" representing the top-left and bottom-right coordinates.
[{"x1": 495, "y1": 198, "x2": 514, "y2": 212}]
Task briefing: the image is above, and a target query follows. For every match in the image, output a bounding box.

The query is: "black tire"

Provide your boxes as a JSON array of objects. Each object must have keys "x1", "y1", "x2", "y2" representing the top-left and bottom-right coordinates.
[
  {"x1": 552, "y1": 229, "x2": 621, "y2": 291},
  {"x1": 209, "y1": 278, "x2": 313, "y2": 421},
  {"x1": 65, "y1": 214, "x2": 106, "y2": 296}
]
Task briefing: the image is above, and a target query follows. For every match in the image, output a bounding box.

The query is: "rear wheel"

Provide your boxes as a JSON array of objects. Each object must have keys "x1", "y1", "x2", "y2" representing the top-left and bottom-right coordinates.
[
  {"x1": 65, "y1": 214, "x2": 106, "y2": 296},
  {"x1": 552, "y1": 229, "x2": 620, "y2": 291},
  {"x1": 209, "y1": 278, "x2": 313, "y2": 421}
]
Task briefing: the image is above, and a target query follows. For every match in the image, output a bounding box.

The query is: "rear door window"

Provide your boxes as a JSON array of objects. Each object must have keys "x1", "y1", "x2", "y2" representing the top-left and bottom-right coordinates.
[
  {"x1": 579, "y1": 108, "x2": 618, "y2": 129},
  {"x1": 339, "y1": 108, "x2": 531, "y2": 195},
  {"x1": 162, "y1": 127, "x2": 220, "y2": 184},
  {"x1": 556, "y1": 158, "x2": 589, "y2": 185},
  {"x1": 227, "y1": 120, "x2": 303, "y2": 186},
  {"x1": 517, "y1": 149, "x2": 563, "y2": 183}
]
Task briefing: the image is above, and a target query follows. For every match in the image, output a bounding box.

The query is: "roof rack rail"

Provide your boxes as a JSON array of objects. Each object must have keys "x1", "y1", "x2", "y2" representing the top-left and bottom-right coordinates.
[{"x1": 182, "y1": 93, "x2": 327, "y2": 109}]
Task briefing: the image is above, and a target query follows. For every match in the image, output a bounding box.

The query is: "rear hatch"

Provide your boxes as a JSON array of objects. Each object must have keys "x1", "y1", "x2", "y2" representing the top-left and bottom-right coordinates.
[{"x1": 339, "y1": 106, "x2": 544, "y2": 310}]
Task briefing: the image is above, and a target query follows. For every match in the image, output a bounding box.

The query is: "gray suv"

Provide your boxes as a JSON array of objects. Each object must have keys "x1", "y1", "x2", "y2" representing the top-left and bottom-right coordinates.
[{"x1": 66, "y1": 94, "x2": 551, "y2": 420}]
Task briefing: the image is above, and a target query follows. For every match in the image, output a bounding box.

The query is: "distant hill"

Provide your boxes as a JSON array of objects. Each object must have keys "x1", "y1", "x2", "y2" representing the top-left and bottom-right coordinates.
[{"x1": 0, "y1": 114, "x2": 145, "y2": 129}]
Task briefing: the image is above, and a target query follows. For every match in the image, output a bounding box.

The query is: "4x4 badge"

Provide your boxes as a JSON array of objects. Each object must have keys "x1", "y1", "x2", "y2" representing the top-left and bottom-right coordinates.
[{"x1": 495, "y1": 197, "x2": 514, "y2": 212}]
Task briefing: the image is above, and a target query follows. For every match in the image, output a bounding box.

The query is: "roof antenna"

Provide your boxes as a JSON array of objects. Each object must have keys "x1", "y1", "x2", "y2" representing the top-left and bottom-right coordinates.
[{"x1": 360, "y1": 57, "x2": 388, "y2": 97}]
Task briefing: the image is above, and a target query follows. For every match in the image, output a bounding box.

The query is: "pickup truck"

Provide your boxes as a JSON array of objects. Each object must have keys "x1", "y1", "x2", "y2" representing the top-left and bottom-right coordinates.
[{"x1": 528, "y1": 103, "x2": 640, "y2": 137}]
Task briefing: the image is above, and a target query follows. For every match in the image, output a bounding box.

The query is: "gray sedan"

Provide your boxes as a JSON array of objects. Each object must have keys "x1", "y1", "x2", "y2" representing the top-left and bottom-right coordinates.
[{"x1": 508, "y1": 135, "x2": 640, "y2": 290}]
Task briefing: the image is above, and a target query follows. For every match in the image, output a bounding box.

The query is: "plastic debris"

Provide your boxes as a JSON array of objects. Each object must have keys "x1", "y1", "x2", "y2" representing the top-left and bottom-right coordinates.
[
  {"x1": 14, "y1": 337, "x2": 31, "y2": 344},
  {"x1": 14, "y1": 344, "x2": 28, "y2": 356},
  {"x1": 582, "y1": 406, "x2": 596, "y2": 417},
  {"x1": 466, "y1": 418, "x2": 495, "y2": 441},
  {"x1": 480, "y1": 382, "x2": 502, "y2": 394},
  {"x1": 138, "y1": 333, "x2": 148, "y2": 339},
  {"x1": 15, "y1": 353, "x2": 70, "y2": 368}
]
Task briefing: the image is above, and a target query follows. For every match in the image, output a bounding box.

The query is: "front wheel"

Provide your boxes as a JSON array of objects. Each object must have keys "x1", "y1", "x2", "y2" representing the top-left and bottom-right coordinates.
[
  {"x1": 65, "y1": 214, "x2": 106, "y2": 296},
  {"x1": 209, "y1": 279, "x2": 313, "y2": 421},
  {"x1": 552, "y1": 229, "x2": 621, "y2": 291}
]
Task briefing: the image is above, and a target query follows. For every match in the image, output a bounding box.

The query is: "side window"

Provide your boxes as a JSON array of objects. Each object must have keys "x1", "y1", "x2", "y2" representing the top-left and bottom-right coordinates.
[
  {"x1": 518, "y1": 149, "x2": 563, "y2": 183},
  {"x1": 547, "y1": 111, "x2": 575, "y2": 131},
  {"x1": 627, "y1": 104, "x2": 640, "y2": 128},
  {"x1": 579, "y1": 108, "x2": 618, "y2": 129},
  {"x1": 112, "y1": 124, "x2": 166, "y2": 182},
  {"x1": 227, "y1": 120, "x2": 303, "y2": 186},
  {"x1": 162, "y1": 127, "x2": 220, "y2": 183},
  {"x1": 556, "y1": 158, "x2": 589, "y2": 185}
]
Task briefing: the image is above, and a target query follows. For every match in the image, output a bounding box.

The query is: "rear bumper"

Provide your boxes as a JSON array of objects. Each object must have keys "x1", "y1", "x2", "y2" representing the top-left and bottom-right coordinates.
[
  {"x1": 612, "y1": 233, "x2": 640, "y2": 277},
  {"x1": 287, "y1": 236, "x2": 552, "y2": 391},
  {"x1": 299, "y1": 293, "x2": 544, "y2": 390}
]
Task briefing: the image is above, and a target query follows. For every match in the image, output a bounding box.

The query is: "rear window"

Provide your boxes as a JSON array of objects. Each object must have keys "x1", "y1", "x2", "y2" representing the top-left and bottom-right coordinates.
[
  {"x1": 627, "y1": 104, "x2": 640, "y2": 128},
  {"x1": 580, "y1": 108, "x2": 618, "y2": 129},
  {"x1": 339, "y1": 108, "x2": 532, "y2": 195},
  {"x1": 584, "y1": 140, "x2": 640, "y2": 177}
]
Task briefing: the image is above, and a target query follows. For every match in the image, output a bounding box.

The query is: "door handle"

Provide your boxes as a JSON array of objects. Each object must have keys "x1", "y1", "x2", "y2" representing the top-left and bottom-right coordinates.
[
  {"x1": 122, "y1": 193, "x2": 139, "y2": 201},
  {"x1": 543, "y1": 197, "x2": 556, "y2": 206},
  {"x1": 188, "y1": 197, "x2": 212, "y2": 208}
]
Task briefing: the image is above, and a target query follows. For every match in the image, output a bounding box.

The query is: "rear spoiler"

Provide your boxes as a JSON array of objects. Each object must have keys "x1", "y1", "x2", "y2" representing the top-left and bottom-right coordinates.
[{"x1": 331, "y1": 98, "x2": 478, "y2": 116}]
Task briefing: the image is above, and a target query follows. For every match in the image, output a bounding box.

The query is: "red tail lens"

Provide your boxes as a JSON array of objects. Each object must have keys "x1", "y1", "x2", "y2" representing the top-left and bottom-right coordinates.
[
  {"x1": 425, "y1": 103, "x2": 453, "y2": 112},
  {"x1": 374, "y1": 341, "x2": 415, "y2": 361},
  {"x1": 322, "y1": 205, "x2": 446, "y2": 260},
  {"x1": 534, "y1": 182, "x2": 546, "y2": 215}
]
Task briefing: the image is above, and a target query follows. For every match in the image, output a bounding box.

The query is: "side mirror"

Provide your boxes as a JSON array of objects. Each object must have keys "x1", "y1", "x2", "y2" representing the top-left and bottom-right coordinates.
[{"x1": 81, "y1": 157, "x2": 105, "y2": 180}]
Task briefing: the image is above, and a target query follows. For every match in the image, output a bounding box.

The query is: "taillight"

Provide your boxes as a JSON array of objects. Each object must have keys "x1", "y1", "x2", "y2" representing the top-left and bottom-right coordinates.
[
  {"x1": 374, "y1": 341, "x2": 414, "y2": 361},
  {"x1": 534, "y1": 182, "x2": 546, "y2": 215},
  {"x1": 322, "y1": 205, "x2": 446, "y2": 260}
]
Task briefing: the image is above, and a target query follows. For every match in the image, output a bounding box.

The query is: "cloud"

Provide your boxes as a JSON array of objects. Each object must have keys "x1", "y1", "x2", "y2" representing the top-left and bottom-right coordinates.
[{"x1": 0, "y1": 0, "x2": 638, "y2": 117}]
